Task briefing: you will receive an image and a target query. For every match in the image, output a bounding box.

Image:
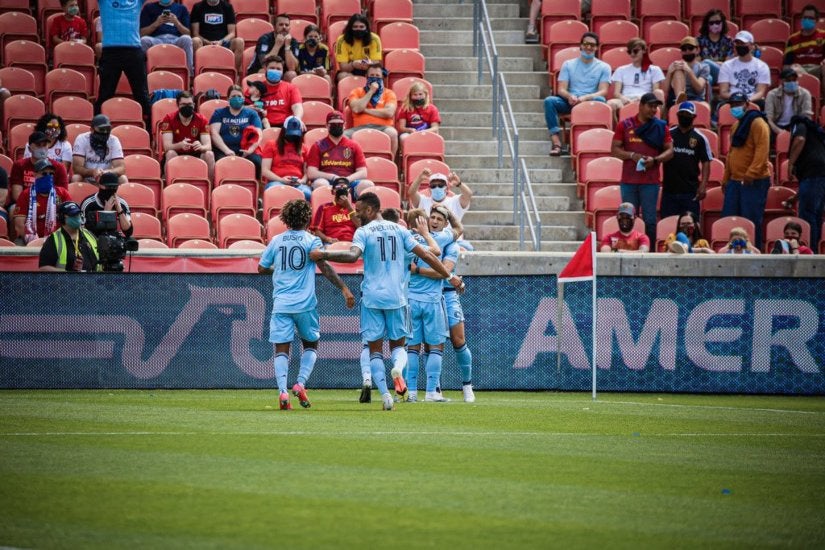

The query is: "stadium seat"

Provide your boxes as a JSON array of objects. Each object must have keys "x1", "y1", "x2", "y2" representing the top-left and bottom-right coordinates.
[
  {"x1": 304, "y1": 127, "x2": 329, "y2": 149},
  {"x1": 696, "y1": 128, "x2": 719, "y2": 159},
  {"x1": 68, "y1": 181, "x2": 98, "y2": 204},
  {"x1": 667, "y1": 102, "x2": 712, "y2": 129},
  {"x1": 710, "y1": 216, "x2": 756, "y2": 251},
  {"x1": 279, "y1": 0, "x2": 319, "y2": 24},
  {"x1": 146, "y1": 45, "x2": 189, "y2": 90},
  {"x1": 569, "y1": 101, "x2": 613, "y2": 153},
  {"x1": 52, "y1": 96, "x2": 94, "y2": 127},
  {"x1": 102, "y1": 98, "x2": 145, "y2": 129},
  {"x1": 736, "y1": 0, "x2": 783, "y2": 30},
  {"x1": 0, "y1": 67, "x2": 36, "y2": 98},
  {"x1": 0, "y1": 12, "x2": 38, "y2": 62},
  {"x1": 540, "y1": 0, "x2": 582, "y2": 43},
  {"x1": 748, "y1": 18, "x2": 791, "y2": 51},
  {"x1": 600, "y1": 47, "x2": 632, "y2": 72},
  {"x1": 371, "y1": 0, "x2": 413, "y2": 35},
  {"x1": 3, "y1": 93, "x2": 45, "y2": 138},
  {"x1": 774, "y1": 130, "x2": 791, "y2": 181},
  {"x1": 199, "y1": 99, "x2": 228, "y2": 125},
  {"x1": 236, "y1": 18, "x2": 274, "y2": 50},
  {"x1": 45, "y1": 68, "x2": 88, "y2": 108},
  {"x1": 8, "y1": 123, "x2": 35, "y2": 160},
  {"x1": 596, "y1": 20, "x2": 638, "y2": 57},
  {"x1": 228, "y1": 239, "x2": 267, "y2": 250},
  {"x1": 648, "y1": 47, "x2": 682, "y2": 70},
  {"x1": 167, "y1": 213, "x2": 212, "y2": 248},
  {"x1": 365, "y1": 156, "x2": 402, "y2": 194},
  {"x1": 548, "y1": 46, "x2": 580, "y2": 91},
  {"x1": 637, "y1": 0, "x2": 681, "y2": 39},
  {"x1": 118, "y1": 182, "x2": 157, "y2": 217},
  {"x1": 326, "y1": 21, "x2": 347, "y2": 61},
  {"x1": 64, "y1": 123, "x2": 90, "y2": 146},
  {"x1": 589, "y1": 0, "x2": 631, "y2": 35},
  {"x1": 112, "y1": 124, "x2": 153, "y2": 157},
  {"x1": 654, "y1": 215, "x2": 680, "y2": 252},
  {"x1": 292, "y1": 74, "x2": 333, "y2": 106},
  {"x1": 384, "y1": 49, "x2": 426, "y2": 90},
  {"x1": 602, "y1": 215, "x2": 645, "y2": 243},
  {"x1": 231, "y1": 0, "x2": 270, "y2": 22},
  {"x1": 193, "y1": 72, "x2": 234, "y2": 103},
  {"x1": 352, "y1": 128, "x2": 393, "y2": 160},
  {"x1": 573, "y1": 128, "x2": 614, "y2": 189},
  {"x1": 124, "y1": 155, "x2": 163, "y2": 210},
  {"x1": 336, "y1": 75, "x2": 366, "y2": 111},
  {"x1": 38, "y1": 0, "x2": 65, "y2": 25},
  {"x1": 321, "y1": 0, "x2": 361, "y2": 33},
  {"x1": 370, "y1": 186, "x2": 401, "y2": 210},
  {"x1": 324, "y1": 240, "x2": 363, "y2": 274},
  {"x1": 267, "y1": 216, "x2": 289, "y2": 240},
  {"x1": 162, "y1": 183, "x2": 208, "y2": 221},
  {"x1": 406, "y1": 158, "x2": 449, "y2": 193},
  {"x1": 147, "y1": 71, "x2": 185, "y2": 94},
  {"x1": 5, "y1": 40, "x2": 47, "y2": 98},
  {"x1": 707, "y1": 158, "x2": 726, "y2": 188},
  {"x1": 757, "y1": 46, "x2": 784, "y2": 86},
  {"x1": 310, "y1": 186, "x2": 334, "y2": 220},
  {"x1": 544, "y1": 20, "x2": 589, "y2": 62},
  {"x1": 263, "y1": 185, "x2": 304, "y2": 223},
  {"x1": 401, "y1": 131, "x2": 445, "y2": 180},
  {"x1": 242, "y1": 46, "x2": 256, "y2": 76},
  {"x1": 581, "y1": 156, "x2": 622, "y2": 212},
  {"x1": 241, "y1": 72, "x2": 266, "y2": 95},
  {"x1": 166, "y1": 155, "x2": 212, "y2": 203},
  {"x1": 211, "y1": 184, "x2": 256, "y2": 223},
  {"x1": 798, "y1": 73, "x2": 821, "y2": 120},
  {"x1": 289, "y1": 18, "x2": 314, "y2": 40},
  {"x1": 130, "y1": 211, "x2": 163, "y2": 241},
  {"x1": 700, "y1": 186, "x2": 725, "y2": 237},
  {"x1": 136, "y1": 238, "x2": 169, "y2": 249},
  {"x1": 588, "y1": 185, "x2": 623, "y2": 231},
  {"x1": 195, "y1": 44, "x2": 237, "y2": 82},
  {"x1": 213, "y1": 155, "x2": 258, "y2": 200},
  {"x1": 27, "y1": 237, "x2": 47, "y2": 247},
  {"x1": 0, "y1": 154, "x2": 11, "y2": 175},
  {"x1": 260, "y1": 127, "x2": 281, "y2": 145},
  {"x1": 217, "y1": 213, "x2": 263, "y2": 248},
  {"x1": 763, "y1": 216, "x2": 811, "y2": 252},
  {"x1": 763, "y1": 186, "x2": 798, "y2": 228},
  {"x1": 0, "y1": 0, "x2": 32, "y2": 17},
  {"x1": 177, "y1": 238, "x2": 218, "y2": 249},
  {"x1": 302, "y1": 100, "x2": 334, "y2": 132},
  {"x1": 686, "y1": 0, "x2": 731, "y2": 35},
  {"x1": 379, "y1": 22, "x2": 420, "y2": 55},
  {"x1": 645, "y1": 21, "x2": 690, "y2": 51}
]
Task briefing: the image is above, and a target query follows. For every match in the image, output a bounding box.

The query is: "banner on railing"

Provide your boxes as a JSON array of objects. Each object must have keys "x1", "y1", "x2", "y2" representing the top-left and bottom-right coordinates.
[{"x1": 1, "y1": 273, "x2": 823, "y2": 394}]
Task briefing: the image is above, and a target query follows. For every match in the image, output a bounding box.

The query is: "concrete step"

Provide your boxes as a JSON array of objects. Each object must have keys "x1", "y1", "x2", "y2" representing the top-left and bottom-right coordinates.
[
  {"x1": 436, "y1": 98, "x2": 544, "y2": 113},
  {"x1": 445, "y1": 154, "x2": 564, "y2": 170},
  {"x1": 432, "y1": 85, "x2": 541, "y2": 100},
  {"x1": 464, "y1": 224, "x2": 580, "y2": 241},
  {"x1": 439, "y1": 126, "x2": 549, "y2": 142},
  {"x1": 446, "y1": 140, "x2": 555, "y2": 156},
  {"x1": 426, "y1": 56, "x2": 536, "y2": 72},
  {"x1": 421, "y1": 44, "x2": 544, "y2": 66},
  {"x1": 471, "y1": 195, "x2": 571, "y2": 211},
  {"x1": 463, "y1": 210, "x2": 584, "y2": 226},
  {"x1": 416, "y1": 17, "x2": 528, "y2": 32},
  {"x1": 427, "y1": 70, "x2": 547, "y2": 86},
  {"x1": 442, "y1": 111, "x2": 544, "y2": 127},
  {"x1": 421, "y1": 30, "x2": 532, "y2": 45},
  {"x1": 457, "y1": 168, "x2": 564, "y2": 183},
  {"x1": 471, "y1": 181, "x2": 578, "y2": 199},
  {"x1": 471, "y1": 240, "x2": 584, "y2": 252},
  {"x1": 413, "y1": 3, "x2": 519, "y2": 18}
]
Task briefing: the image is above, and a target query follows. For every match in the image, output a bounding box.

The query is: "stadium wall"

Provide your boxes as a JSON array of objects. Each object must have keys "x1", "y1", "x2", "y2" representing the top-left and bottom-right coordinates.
[{"x1": 1, "y1": 252, "x2": 824, "y2": 394}]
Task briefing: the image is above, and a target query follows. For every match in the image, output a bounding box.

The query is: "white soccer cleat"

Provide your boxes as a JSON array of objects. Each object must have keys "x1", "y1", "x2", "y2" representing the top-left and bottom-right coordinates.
[
  {"x1": 424, "y1": 392, "x2": 450, "y2": 402},
  {"x1": 406, "y1": 390, "x2": 418, "y2": 403},
  {"x1": 462, "y1": 384, "x2": 476, "y2": 403},
  {"x1": 382, "y1": 392, "x2": 394, "y2": 411}
]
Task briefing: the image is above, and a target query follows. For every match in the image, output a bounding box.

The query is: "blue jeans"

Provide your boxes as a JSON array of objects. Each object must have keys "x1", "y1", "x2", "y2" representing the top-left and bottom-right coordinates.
[
  {"x1": 703, "y1": 59, "x2": 720, "y2": 86},
  {"x1": 660, "y1": 193, "x2": 699, "y2": 220},
  {"x1": 798, "y1": 176, "x2": 825, "y2": 248},
  {"x1": 543, "y1": 95, "x2": 607, "y2": 136},
  {"x1": 620, "y1": 183, "x2": 660, "y2": 244},
  {"x1": 265, "y1": 180, "x2": 312, "y2": 201},
  {"x1": 721, "y1": 177, "x2": 770, "y2": 249}
]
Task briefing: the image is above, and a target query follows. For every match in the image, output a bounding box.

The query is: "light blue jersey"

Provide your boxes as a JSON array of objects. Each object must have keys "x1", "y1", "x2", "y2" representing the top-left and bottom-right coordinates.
[
  {"x1": 442, "y1": 240, "x2": 460, "y2": 290},
  {"x1": 409, "y1": 229, "x2": 454, "y2": 302},
  {"x1": 259, "y1": 230, "x2": 323, "y2": 313},
  {"x1": 352, "y1": 220, "x2": 419, "y2": 309},
  {"x1": 99, "y1": 0, "x2": 146, "y2": 48}
]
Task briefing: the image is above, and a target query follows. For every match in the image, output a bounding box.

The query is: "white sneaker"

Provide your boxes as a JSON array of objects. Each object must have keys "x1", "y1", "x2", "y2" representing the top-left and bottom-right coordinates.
[
  {"x1": 424, "y1": 392, "x2": 450, "y2": 402},
  {"x1": 463, "y1": 384, "x2": 476, "y2": 403},
  {"x1": 407, "y1": 391, "x2": 418, "y2": 403},
  {"x1": 382, "y1": 392, "x2": 394, "y2": 411}
]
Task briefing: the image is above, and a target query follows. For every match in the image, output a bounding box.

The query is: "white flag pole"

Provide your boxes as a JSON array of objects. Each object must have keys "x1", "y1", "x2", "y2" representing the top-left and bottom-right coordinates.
[{"x1": 591, "y1": 231, "x2": 598, "y2": 401}]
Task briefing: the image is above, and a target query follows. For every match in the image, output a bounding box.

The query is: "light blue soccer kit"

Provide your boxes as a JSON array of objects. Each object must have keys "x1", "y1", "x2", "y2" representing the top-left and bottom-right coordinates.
[{"x1": 441, "y1": 240, "x2": 473, "y2": 386}]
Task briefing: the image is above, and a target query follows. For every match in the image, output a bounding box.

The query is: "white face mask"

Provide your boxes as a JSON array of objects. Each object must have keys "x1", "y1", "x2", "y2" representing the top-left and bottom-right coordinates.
[{"x1": 32, "y1": 148, "x2": 49, "y2": 161}]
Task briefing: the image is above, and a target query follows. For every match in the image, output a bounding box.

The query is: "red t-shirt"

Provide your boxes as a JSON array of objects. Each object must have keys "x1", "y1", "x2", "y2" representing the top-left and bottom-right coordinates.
[
  {"x1": 262, "y1": 81, "x2": 302, "y2": 127},
  {"x1": 613, "y1": 116, "x2": 672, "y2": 185},
  {"x1": 600, "y1": 229, "x2": 650, "y2": 251},
  {"x1": 310, "y1": 202, "x2": 356, "y2": 241},
  {"x1": 15, "y1": 187, "x2": 72, "y2": 237},
  {"x1": 50, "y1": 15, "x2": 88, "y2": 43},
  {"x1": 8, "y1": 158, "x2": 69, "y2": 206},
  {"x1": 396, "y1": 104, "x2": 441, "y2": 131},
  {"x1": 305, "y1": 136, "x2": 367, "y2": 178},
  {"x1": 260, "y1": 140, "x2": 307, "y2": 178},
  {"x1": 160, "y1": 112, "x2": 210, "y2": 148}
]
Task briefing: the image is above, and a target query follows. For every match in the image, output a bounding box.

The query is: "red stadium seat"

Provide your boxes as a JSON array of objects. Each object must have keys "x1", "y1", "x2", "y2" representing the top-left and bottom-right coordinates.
[
  {"x1": 279, "y1": 0, "x2": 319, "y2": 24},
  {"x1": 589, "y1": 0, "x2": 631, "y2": 35},
  {"x1": 166, "y1": 155, "x2": 212, "y2": 203},
  {"x1": 195, "y1": 44, "x2": 237, "y2": 82},
  {"x1": 5, "y1": 40, "x2": 47, "y2": 98},
  {"x1": 548, "y1": 46, "x2": 580, "y2": 91},
  {"x1": 52, "y1": 96, "x2": 94, "y2": 127},
  {"x1": 707, "y1": 158, "x2": 726, "y2": 188},
  {"x1": 370, "y1": 186, "x2": 401, "y2": 209},
  {"x1": 352, "y1": 128, "x2": 393, "y2": 160},
  {"x1": 211, "y1": 184, "x2": 256, "y2": 223},
  {"x1": 147, "y1": 71, "x2": 185, "y2": 94},
  {"x1": 193, "y1": 72, "x2": 234, "y2": 103},
  {"x1": 289, "y1": 19, "x2": 314, "y2": 41},
  {"x1": 646, "y1": 21, "x2": 691, "y2": 51},
  {"x1": 371, "y1": 0, "x2": 413, "y2": 35},
  {"x1": 0, "y1": 67, "x2": 36, "y2": 98},
  {"x1": 8, "y1": 123, "x2": 36, "y2": 161},
  {"x1": 3, "y1": 93, "x2": 45, "y2": 137},
  {"x1": 581, "y1": 156, "x2": 622, "y2": 212},
  {"x1": 124, "y1": 155, "x2": 164, "y2": 210},
  {"x1": 0, "y1": 12, "x2": 38, "y2": 63},
  {"x1": 799, "y1": 73, "x2": 821, "y2": 121},
  {"x1": 135, "y1": 233, "x2": 167, "y2": 247},
  {"x1": 336, "y1": 75, "x2": 366, "y2": 111},
  {"x1": 655, "y1": 215, "x2": 680, "y2": 252},
  {"x1": 217, "y1": 213, "x2": 263, "y2": 248},
  {"x1": 52, "y1": 42, "x2": 97, "y2": 100},
  {"x1": 597, "y1": 20, "x2": 639, "y2": 56},
  {"x1": 0, "y1": 154, "x2": 11, "y2": 175},
  {"x1": 166, "y1": 213, "x2": 212, "y2": 248},
  {"x1": 45, "y1": 68, "x2": 88, "y2": 108},
  {"x1": 177, "y1": 238, "x2": 218, "y2": 249},
  {"x1": 302, "y1": 100, "x2": 334, "y2": 131},
  {"x1": 326, "y1": 22, "x2": 347, "y2": 66},
  {"x1": 320, "y1": 0, "x2": 361, "y2": 33},
  {"x1": 540, "y1": 0, "x2": 582, "y2": 44},
  {"x1": 710, "y1": 216, "x2": 756, "y2": 251},
  {"x1": 102, "y1": 97, "x2": 145, "y2": 129},
  {"x1": 401, "y1": 131, "x2": 445, "y2": 180},
  {"x1": 736, "y1": 0, "x2": 783, "y2": 30},
  {"x1": 569, "y1": 101, "x2": 613, "y2": 153},
  {"x1": 236, "y1": 18, "x2": 274, "y2": 50},
  {"x1": 310, "y1": 186, "x2": 333, "y2": 220},
  {"x1": 292, "y1": 74, "x2": 333, "y2": 106},
  {"x1": 199, "y1": 99, "x2": 228, "y2": 125},
  {"x1": 231, "y1": 0, "x2": 270, "y2": 22},
  {"x1": 112, "y1": 124, "x2": 152, "y2": 157},
  {"x1": 267, "y1": 217, "x2": 290, "y2": 240},
  {"x1": 638, "y1": 0, "x2": 681, "y2": 39},
  {"x1": 757, "y1": 46, "x2": 784, "y2": 86},
  {"x1": 366, "y1": 156, "x2": 402, "y2": 194},
  {"x1": 700, "y1": 186, "x2": 725, "y2": 238},
  {"x1": 748, "y1": 18, "x2": 791, "y2": 52},
  {"x1": 648, "y1": 47, "x2": 682, "y2": 70},
  {"x1": 544, "y1": 20, "x2": 589, "y2": 62},
  {"x1": 163, "y1": 183, "x2": 208, "y2": 221},
  {"x1": 263, "y1": 185, "x2": 304, "y2": 223},
  {"x1": 383, "y1": 49, "x2": 426, "y2": 90},
  {"x1": 68, "y1": 181, "x2": 98, "y2": 204},
  {"x1": 379, "y1": 22, "x2": 420, "y2": 55},
  {"x1": 213, "y1": 156, "x2": 258, "y2": 200},
  {"x1": 228, "y1": 239, "x2": 267, "y2": 250},
  {"x1": 304, "y1": 127, "x2": 329, "y2": 149},
  {"x1": 600, "y1": 47, "x2": 632, "y2": 72},
  {"x1": 764, "y1": 216, "x2": 810, "y2": 252},
  {"x1": 146, "y1": 45, "x2": 189, "y2": 90},
  {"x1": 763, "y1": 186, "x2": 798, "y2": 228},
  {"x1": 573, "y1": 128, "x2": 614, "y2": 190},
  {"x1": 118, "y1": 182, "x2": 157, "y2": 217},
  {"x1": 588, "y1": 185, "x2": 623, "y2": 231},
  {"x1": 64, "y1": 123, "x2": 90, "y2": 146}
]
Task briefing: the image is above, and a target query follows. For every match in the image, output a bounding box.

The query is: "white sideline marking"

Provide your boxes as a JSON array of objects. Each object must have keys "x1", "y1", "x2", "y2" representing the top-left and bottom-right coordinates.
[
  {"x1": 1, "y1": 431, "x2": 823, "y2": 438},
  {"x1": 599, "y1": 399, "x2": 820, "y2": 415}
]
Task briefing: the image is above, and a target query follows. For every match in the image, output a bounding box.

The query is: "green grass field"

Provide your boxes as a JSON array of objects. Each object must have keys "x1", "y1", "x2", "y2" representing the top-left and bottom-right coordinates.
[{"x1": 1, "y1": 390, "x2": 824, "y2": 549}]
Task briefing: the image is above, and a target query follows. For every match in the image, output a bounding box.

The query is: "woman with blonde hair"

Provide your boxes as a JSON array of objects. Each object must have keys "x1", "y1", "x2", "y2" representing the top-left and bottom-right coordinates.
[
  {"x1": 718, "y1": 226, "x2": 761, "y2": 254},
  {"x1": 396, "y1": 81, "x2": 441, "y2": 142}
]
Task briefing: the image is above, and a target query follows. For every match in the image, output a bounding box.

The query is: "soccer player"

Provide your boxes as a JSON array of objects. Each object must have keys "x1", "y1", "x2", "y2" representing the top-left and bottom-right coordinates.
[
  {"x1": 258, "y1": 199, "x2": 355, "y2": 410},
  {"x1": 309, "y1": 192, "x2": 464, "y2": 411}
]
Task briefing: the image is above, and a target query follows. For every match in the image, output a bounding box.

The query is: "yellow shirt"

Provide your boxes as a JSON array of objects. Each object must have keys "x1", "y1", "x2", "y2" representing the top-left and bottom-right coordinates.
[
  {"x1": 334, "y1": 33, "x2": 383, "y2": 64},
  {"x1": 723, "y1": 117, "x2": 771, "y2": 182}
]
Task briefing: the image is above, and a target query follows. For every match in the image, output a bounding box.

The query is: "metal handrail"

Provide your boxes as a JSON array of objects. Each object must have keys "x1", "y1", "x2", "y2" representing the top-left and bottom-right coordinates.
[{"x1": 473, "y1": 0, "x2": 542, "y2": 251}]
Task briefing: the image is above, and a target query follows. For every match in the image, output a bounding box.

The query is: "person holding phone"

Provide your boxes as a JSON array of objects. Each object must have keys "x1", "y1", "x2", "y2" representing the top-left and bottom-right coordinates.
[{"x1": 139, "y1": 0, "x2": 195, "y2": 76}]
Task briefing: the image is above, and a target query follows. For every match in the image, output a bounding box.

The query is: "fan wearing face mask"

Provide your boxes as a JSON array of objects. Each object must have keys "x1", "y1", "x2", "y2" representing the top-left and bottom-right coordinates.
[
  {"x1": 39, "y1": 201, "x2": 100, "y2": 272},
  {"x1": 345, "y1": 62, "x2": 398, "y2": 157},
  {"x1": 408, "y1": 170, "x2": 474, "y2": 238},
  {"x1": 13, "y1": 159, "x2": 72, "y2": 245},
  {"x1": 334, "y1": 13, "x2": 382, "y2": 82},
  {"x1": 783, "y1": 4, "x2": 825, "y2": 97},
  {"x1": 8, "y1": 132, "x2": 69, "y2": 223},
  {"x1": 71, "y1": 115, "x2": 128, "y2": 186},
  {"x1": 79, "y1": 172, "x2": 133, "y2": 238},
  {"x1": 296, "y1": 24, "x2": 331, "y2": 85},
  {"x1": 397, "y1": 81, "x2": 441, "y2": 143},
  {"x1": 599, "y1": 203, "x2": 651, "y2": 253},
  {"x1": 306, "y1": 111, "x2": 375, "y2": 198},
  {"x1": 661, "y1": 102, "x2": 713, "y2": 218},
  {"x1": 765, "y1": 69, "x2": 814, "y2": 135},
  {"x1": 662, "y1": 36, "x2": 711, "y2": 105},
  {"x1": 161, "y1": 91, "x2": 216, "y2": 180},
  {"x1": 261, "y1": 116, "x2": 311, "y2": 201},
  {"x1": 259, "y1": 55, "x2": 304, "y2": 128},
  {"x1": 718, "y1": 31, "x2": 771, "y2": 111},
  {"x1": 23, "y1": 114, "x2": 73, "y2": 172}
]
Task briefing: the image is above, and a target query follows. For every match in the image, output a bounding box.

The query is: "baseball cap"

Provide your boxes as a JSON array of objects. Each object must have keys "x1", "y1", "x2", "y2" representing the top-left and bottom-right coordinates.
[
  {"x1": 33, "y1": 159, "x2": 54, "y2": 173},
  {"x1": 734, "y1": 30, "x2": 754, "y2": 43},
  {"x1": 28, "y1": 131, "x2": 49, "y2": 144},
  {"x1": 677, "y1": 101, "x2": 696, "y2": 115},
  {"x1": 283, "y1": 116, "x2": 303, "y2": 138},
  {"x1": 59, "y1": 201, "x2": 82, "y2": 218},
  {"x1": 99, "y1": 172, "x2": 120, "y2": 187},
  {"x1": 429, "y1": 172, "x2": 448, "y2": 183},
  {"x1": 326, "y1": 110, "x2": 345, "y2": 124},
  {"x1": 729, "y1": 91, "x2": 749, "y2": 103},
  {"x1": 91, "y1": 114, "x2": 112, "y2": 130},
  {"x1": 680, "y1": 36, "x2": 699, "y2": 47},
  {"x1": 332, "y1": 176, "x2": 350, "y2": 187},
  {"x1": 617, "y1": 202, "x2": 635, "y2": 217},
  {"x1": 780, "y1": 68, "x2": 798, "y2": 79},
  {"x1": 639, "y1": 92, "x2": 662, "y2": 105}
]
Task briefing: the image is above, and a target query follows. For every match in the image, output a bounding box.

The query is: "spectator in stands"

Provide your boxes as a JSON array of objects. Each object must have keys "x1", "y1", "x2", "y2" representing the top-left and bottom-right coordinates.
[
  {"x1": 721, "y1": 92, "x2": 771, "y2": 249},
  {"x1": 306, "y1": 111, "x2": 373, "y2": 196},
  {"x1": 662, "y1": 36, "x2": 710, "y2": 105},
  {"x1": 663, "y1": 211, "x2": 714, "y2": 253},
  {"x1": 718, "y1": 226, "x2": 761, "y2": 254},
  {"x1": 662, "y1": 102, "x2": 712, "y2": 218},
  {"x1": 260, "y1": 55, "x2": 304, "y2": 128},
  {"x1": 140, "y1": 0, "x2": 195, "y2": 77},
  {"x1": 245, "y1": 81, "x2": 270, "y2": 129},
  {"x1": 611, "y1": 92, "x2": 673, "y2": 244},
  {"x1": 14, "y1": 159, "x2": 72, "y2": 245},
  {"x1": 770, "y1": 220, "x2": 814, "y2": 254},
  {"x1": 599, "y1": 202, "x2": 651, "y2": 252},
  {"x1": 718, "y1": 31, "x2": 771, "y2": 110},
  {"x1": 209, "y1": 84, "x2": 263, "y2": 177},
  {"x1": 334, "y1": 14, "x2": 382, "y2": 82},
  {"x1": 247, "y1": 14, "x2": 298, "y2": 79},
  {"x1": 161, "y1": 91, "x2": 215, "y2": 181},
  {"x1": 345, "y1": 62, "x2": 398, "y2": 157},
  {"x1": 9, "y1": 132, "x2": 69, "y2": 217},
  {"x1": 39, "y1": 201, "x2": 99, "y2": 271},
  {"x1": 0, "y1": 79, "x2": 10, "y2": 105},
  {"x1": 784, "y1": 3, "x2": 825, "y2": 95},
  {"x1": 190, "y1": 0, "x2": 244, "y2": 75},
  {"x1": 72, "y1": 115, "x2": 127, "y2": 185},
  {"x1": 0, "y1": 167, "x2": 8, "y2": 225},
  {"x1": 296, "y1": 24, "x2": 331, "y2": 85},
  {"x1": 697, "y1": 8, "x2": 735, "y2": 88},
  {"x1": 80, "y1": 171, "x2": 133, "y2": 237},
  {"x1": 261, "y1": 116, "x2": 311, "y2": 200},
  {"x1": 409, "y1": 169, "x2": 473, "y2": 222},
  {"x1": 311, "y1": 177, "x2": 358, "y2": 244},
  {"x1": 544, "y1": 32, "x2": 611, "y2": 156},
  {"x1": 24, "y1": 114, "x2": 73, "y2": 172},
  {"x1": 96, "y1": 0, "x2": 150, "y2": 119},
  {"x1": 765, "y1": 68, "x2": 813, "y2": 135},
  {"x1": 525, "y1": 0, "x2": 541, "y2": 43},
  {"x1": 50, "y1": 0, "x2": 88, "y2": 46},
  {"x1": 607, "y1": 38, "x2": 666, "y2": 115},
  {"x1": 787, "y1": 114, "x2": 825, "y2": 249},
  {"x1": 396, "y1": 80, "x2": 441, "y2": 142}
]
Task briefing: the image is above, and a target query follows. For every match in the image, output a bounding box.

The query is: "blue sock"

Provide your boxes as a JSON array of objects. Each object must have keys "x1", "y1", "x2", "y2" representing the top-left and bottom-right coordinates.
[
  {"x1": 391, "y1": 346, "x2": 407, "y2": 375},
  {"x1": 274, "y1": 352, "x2": 289, "y2": 394},
  {"x1": 370, "y1": 353, "x2": 388, "y2": 395},
  {"x1": 360, "y1": 345, "x2": 371, "y2": 385},
  {"x1": 297, "y1": 348, "x2": 316, "y2": 387},
  {"x1": 425, "y1": 349, "x2": 443, "y2": 393},
  {"x1": 455, "y1": 344, "x2": 473, "y2": 384},
  {"x1": 406, "y1": 348, "x2": 420, "y2": 391}
]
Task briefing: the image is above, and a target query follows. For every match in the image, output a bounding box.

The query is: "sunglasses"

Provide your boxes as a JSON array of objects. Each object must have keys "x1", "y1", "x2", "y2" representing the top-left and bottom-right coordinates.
[
  {"x1": 680, "y1": 45, "x2": 696, "y2": 51},
  {"x1": 708, "y1": 20, "x2": 723, "y2": 25},
  {"x1": 581, "y1": 42, "x2": 598, "y2": 49},
  {"x1": 429, "y1": 183, "x2": 446, "y2": 188},
  {"x1": 629, "y1": 48, "x2": 645, "y2": 54}
]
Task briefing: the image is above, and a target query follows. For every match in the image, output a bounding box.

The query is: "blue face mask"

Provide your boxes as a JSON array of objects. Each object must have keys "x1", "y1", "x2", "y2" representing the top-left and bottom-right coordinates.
[
  {"x1": 229, "y1": 96, "x2": 244, "y2": 110},
  {"x1": 730, "y1": 106, "x2": 746, "y2": 119},
  {"x1": 581, "y1": 50, "x2": 595, "y2": 60},
  {"x1": 430, "y1": 186, "x2": 446, "y2": 201},
  {"x1": 34, "y1": 174, "x2": 54, "y2": 195},
  {"x1": 801, "y1": 17, "x2": 816, "y2": 32},
  {"x1": 158, "y1": 0, "x2": 173, "y2": 6},
  {"x1": 66, "y1": 215, "x2": 83, "y2": 229},
  {"x1": 367, "y1": 76, "x2": 383, "y2": 88},
  {"x1": 783, "y1": 81, "x2": 799, "y2": 93},
  {"x1": 266, "y1": 69, "x2": 282, "y2": 83}
]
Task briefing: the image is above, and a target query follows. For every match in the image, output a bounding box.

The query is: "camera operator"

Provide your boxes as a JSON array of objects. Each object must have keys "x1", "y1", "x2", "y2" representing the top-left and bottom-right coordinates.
[
  {"x1": 80, "y1": 171, "x2": 133, "y2": 237},
  {"x1": 309, "y1": 176, "x2": 358, "y2": 244},
  {"x1": 39, "y1": 201, "x2": 100, "y2": 272}
]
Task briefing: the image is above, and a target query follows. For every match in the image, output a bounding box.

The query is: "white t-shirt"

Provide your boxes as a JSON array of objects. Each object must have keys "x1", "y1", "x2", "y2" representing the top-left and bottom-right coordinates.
[
  {"x1": 72, "y1": 132, "x2": 124, "y2": 171},
  {"x1": 417, "y1": 193, "x2": 469, "y2": 221},
  {"x1": 718, "y1": 57, "x2": 771, "y2": 97},
  {"x1": 23, "y1": 140, "x2": 73, "y2": 165},
  {"x1": 610, "y1": 63, "x2": 665, "y2": 98}
]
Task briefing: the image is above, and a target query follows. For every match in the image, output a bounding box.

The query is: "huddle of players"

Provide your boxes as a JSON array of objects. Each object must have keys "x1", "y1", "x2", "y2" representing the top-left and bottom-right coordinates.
[{"x1": 258, "y1": 192, "x2": 474, "y2": 411}]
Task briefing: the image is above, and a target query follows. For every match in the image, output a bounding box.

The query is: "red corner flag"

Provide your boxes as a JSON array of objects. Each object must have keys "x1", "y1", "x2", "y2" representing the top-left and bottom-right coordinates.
[{"x1": 558, "y1": 233, "x2": 595, "y2": 283}]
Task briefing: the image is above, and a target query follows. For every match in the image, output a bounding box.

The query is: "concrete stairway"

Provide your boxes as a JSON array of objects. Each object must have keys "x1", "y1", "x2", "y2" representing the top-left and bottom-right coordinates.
[{"x1": 414, "y1": 0, "x2": 586, "y2": 252}]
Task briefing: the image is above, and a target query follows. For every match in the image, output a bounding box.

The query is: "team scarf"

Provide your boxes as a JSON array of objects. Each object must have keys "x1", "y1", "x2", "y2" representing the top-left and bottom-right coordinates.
[{"x1": 25, "y1": 187, "x2": 57, "y2": 243}]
